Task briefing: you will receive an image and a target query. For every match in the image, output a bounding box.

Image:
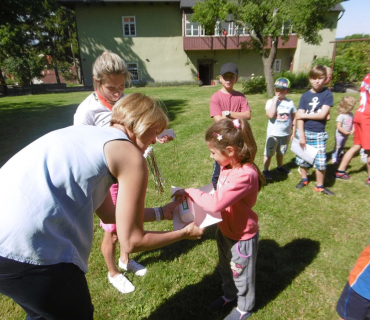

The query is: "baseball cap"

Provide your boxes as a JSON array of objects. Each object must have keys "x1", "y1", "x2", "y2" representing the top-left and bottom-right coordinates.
[
  {"x1": 274, "y1": 78, "x2": 290, "y2": 89},
  {"x1": 220, "y1": 63, "x2": 238, "y2": 76}
]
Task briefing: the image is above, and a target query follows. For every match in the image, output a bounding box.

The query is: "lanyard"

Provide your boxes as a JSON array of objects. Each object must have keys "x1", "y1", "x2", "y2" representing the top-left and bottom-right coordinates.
[{"x1": 96, "y1": 89, "x2": 113, "y2": 110}]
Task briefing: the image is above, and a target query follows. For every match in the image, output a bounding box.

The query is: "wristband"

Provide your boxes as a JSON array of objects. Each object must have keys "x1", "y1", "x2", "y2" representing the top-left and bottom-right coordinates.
[{"x1": 154, "y1": 207, "x2": 161, "y2": 221}]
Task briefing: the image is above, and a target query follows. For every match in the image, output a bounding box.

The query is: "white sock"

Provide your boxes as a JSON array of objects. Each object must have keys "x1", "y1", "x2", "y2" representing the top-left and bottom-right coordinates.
[
  {"x1": 119, "y1": 259, "x2": 128, "y2": 268},
  {"x1": 237, "y1": 307, "x2": 247, "y2": 315}
]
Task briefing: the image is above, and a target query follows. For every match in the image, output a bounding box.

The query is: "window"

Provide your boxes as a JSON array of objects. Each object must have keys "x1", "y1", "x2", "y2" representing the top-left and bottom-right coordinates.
[
  {"x1": 273, "y1": 59, "x2": 281, "y2": 72},
  {"x1": 127, "y1": 62, "x2": 140, "y2": 81},
  {"x1": 122, "y1": 16, "x2": 136, "y2": 36},
  {"x1": 185, "y1": 14, "x2": 204, "y2": 36}
]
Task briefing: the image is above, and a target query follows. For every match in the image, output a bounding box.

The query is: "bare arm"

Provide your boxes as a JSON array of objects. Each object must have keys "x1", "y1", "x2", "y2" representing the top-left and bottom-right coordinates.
[
  {"x1": 291, "y1": 113, "x2": 296, "y2": 140},
  {"x1": 265, "y1": 96, "x2": 279, "y2": 119},
  {"x1": 336, "y1": 121, "x2": 352, "y2": 136},
  {"x1": 296, "y1": 112, "x2": 306, "y2": 149},
  {"x1": 104, "y1": 140, "x2": 204, "y2": 254},
  {"x1": 296, "y1": 105, "x2": 331, "y2": 121}
]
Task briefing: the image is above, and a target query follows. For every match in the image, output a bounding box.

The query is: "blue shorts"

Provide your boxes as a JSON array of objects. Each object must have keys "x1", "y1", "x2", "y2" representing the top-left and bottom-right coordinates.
[
  {"x1": 336, "y1": 282, "x2": 370, "y2": 320},
  {"x1": 296, "y1": 130, "x2": 328, "y2": 170}
]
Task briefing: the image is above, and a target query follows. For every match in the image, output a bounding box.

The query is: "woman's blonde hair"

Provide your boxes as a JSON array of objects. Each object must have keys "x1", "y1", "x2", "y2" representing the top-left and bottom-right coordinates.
[
  {"x1": 337, "y1": 96, "x2": 357, "y2": 114},
  {"x1": 92, "y1": 52, "x2": 131, "y2": 90},
  {"x1": 111, "y1": 93, "x2": 168, "y2": 138},
  {"x1": 205, "y1": 119, "x2": 265, "y2": 190}
]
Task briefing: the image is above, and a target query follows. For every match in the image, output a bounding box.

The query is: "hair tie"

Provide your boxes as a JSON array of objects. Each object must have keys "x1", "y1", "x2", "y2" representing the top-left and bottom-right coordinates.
[
  {"x1": 233, "y1": 119, "x2": 241, "y2": 129},
  {"x1": 103, "y1": 51, "x2": 109, "y2": 55},
  {"x1": 213, "y1": 132, "x2": 223, "y2": 141}
]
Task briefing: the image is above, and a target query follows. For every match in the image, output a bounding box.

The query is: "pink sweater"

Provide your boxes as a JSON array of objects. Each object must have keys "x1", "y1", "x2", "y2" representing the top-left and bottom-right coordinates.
[{"x1": 186, "y1": 164, "x2": 259, "y2": 241}]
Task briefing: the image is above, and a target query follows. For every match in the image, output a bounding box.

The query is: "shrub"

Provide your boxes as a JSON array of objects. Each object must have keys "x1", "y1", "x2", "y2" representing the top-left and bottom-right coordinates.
[
  {"x1": 130, "y1": 80, "x2": 202, "y2": 88},
  {"x1": 274, "y1": 70, "x2": 309, "y2": 88},
  {"x1": 242, "y1": 74, "x2": 266, "y2": 94}
]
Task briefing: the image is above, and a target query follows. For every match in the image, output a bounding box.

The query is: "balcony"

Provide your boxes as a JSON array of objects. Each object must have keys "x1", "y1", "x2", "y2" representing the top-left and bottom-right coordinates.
[{"x1": 183, "y1": 35, "x2": 298, "y2": 51}]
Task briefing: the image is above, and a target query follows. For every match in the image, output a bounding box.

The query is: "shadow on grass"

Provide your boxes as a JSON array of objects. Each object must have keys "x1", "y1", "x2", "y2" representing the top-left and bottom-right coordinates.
[
  {"x1": 161, "y1": 99, "x2": 188, "y2": 123},
  {"x1": 145, "y1": 238, "x2": 320, "y2": 320},
  {"x1": 133, "y1": 225, "x2": 217, "y2": 267},
  {"x1": 0, "y1": 103, "x2": 77, "y2": 166}
]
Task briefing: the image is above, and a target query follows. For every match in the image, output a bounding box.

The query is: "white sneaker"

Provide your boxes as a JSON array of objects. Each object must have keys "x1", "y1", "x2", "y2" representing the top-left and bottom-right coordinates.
[
  {"x1": 108, "y1": 273, "x2": 135, "y2": 293},
  {"x1": 119, "y1": 259, "x2": 147, "y2": 277}
]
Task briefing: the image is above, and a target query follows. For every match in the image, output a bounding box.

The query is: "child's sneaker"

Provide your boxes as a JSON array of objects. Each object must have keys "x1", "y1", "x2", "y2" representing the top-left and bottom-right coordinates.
[
  {"x1": 335, "y1": 171, "x2": 350, "y2": 180},
  {"x1": 224, "y1": 308, "x2": 252, "y2": 320},
  {"x1": 276, "y1": 166, "x2": 291, "y2": 174},
  {"x1": 263, "y1": 170, "x2": 272, "y2": 180},
  {"x1": 366, "y1": 178, "x2": 370, "y2": 186},
  {"x1": 108, "y1": 273, "x2": 135, "y2": 293},
  {"x1": 296, "y1": 179, "x2": 308, "y2": 189},
  {"x1": 119, "y1": 259, "x2": 147, "y2": 277},
  {"x1": 209, "y1": 296, "x2": 236, "y2": 310},
  {"x1": 314, "y1": 186, "x2": 335, "y2": 196}
]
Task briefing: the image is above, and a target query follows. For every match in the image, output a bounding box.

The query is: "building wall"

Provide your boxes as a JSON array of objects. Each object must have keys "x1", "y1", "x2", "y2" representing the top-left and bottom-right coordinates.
[
  {"x1": 292, "y1": 12, "x2": 338, "y2": 73},
  {"x1": 75, "y1": 2, "x2": 193, "y2": 85},
  {"x1": 74, "y1": 2, "x2": 338, "y2": 84}
]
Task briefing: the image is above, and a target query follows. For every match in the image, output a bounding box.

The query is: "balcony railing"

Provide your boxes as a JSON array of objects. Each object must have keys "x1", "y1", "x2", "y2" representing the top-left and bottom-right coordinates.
[{"x1": 183, "y1": 35, "x2": 298, "y2": 51}]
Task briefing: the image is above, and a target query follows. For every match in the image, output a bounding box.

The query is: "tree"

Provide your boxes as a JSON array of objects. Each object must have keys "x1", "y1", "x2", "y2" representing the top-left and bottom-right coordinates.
[
  {"x1": 192, "y1": 0, "x2": 342, "y2": 96},
  {"x1": 0, "y1": 0, "x2": 81, "y2": 88},
  {"x1": 335, "y1": 34, "x2": 370, "y2": 81}
]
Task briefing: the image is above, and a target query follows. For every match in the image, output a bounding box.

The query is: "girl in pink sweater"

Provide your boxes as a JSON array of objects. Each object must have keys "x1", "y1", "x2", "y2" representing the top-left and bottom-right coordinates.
[{"x1": 173, "y1": 118, "x2": 264, "y2": 320}]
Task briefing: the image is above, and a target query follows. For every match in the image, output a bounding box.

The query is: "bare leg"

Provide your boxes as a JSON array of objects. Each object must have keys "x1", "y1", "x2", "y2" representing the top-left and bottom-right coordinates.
[
  {"x1": 316, "y1": 169, "x2": 325, "y2": 186},
  {"x1": 263, "y1": 156, "x2": 272, "y2": 171},
  {"x1": 338, "y1": 144, "x2": 362, "y2": 171},
  {"x1": 300, "y1": 167, "x2": 308, "y2": 179},
  {"x1": 366, "y1": 150, "x2": 370, "y2": 177},
  {"x1": 119, "y1": 250, "x2": 130, "y2": 265},
  {"x1": 101, "y1": 231, "x2": 120, "y2": 277},
  {"x1": 276, "y1": 154, "x2": 284, "y2": 168}
]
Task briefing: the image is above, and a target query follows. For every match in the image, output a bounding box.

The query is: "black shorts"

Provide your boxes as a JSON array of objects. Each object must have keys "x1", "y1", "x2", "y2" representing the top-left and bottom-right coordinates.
[
  {"x1": 0, "y1": 256, "x2": 94, "y2": 320},
  {"x1": 336, "y1": 282, "x2": 370, "y2": 320}
]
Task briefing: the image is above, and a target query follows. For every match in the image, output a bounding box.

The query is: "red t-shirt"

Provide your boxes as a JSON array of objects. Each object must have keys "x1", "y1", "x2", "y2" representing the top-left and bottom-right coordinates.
[
  {"x1": 210, "y1": 90, "x2": 251, "y2": 118},
  {"x1": 355, "y1": 73, "x2": 370, "y2": 121}
]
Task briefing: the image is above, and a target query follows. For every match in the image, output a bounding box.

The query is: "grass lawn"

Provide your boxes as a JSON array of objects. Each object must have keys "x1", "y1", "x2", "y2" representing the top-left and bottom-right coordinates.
[{"x1": 0, "y1": 85, "x2": 368, "y2": 320}]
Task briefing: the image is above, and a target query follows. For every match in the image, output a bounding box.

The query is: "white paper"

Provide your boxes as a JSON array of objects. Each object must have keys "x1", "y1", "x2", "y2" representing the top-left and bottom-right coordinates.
[
  {"x1": 290, "y1": 138, "x2": 318, "y2": 164},
  {"x1": 172, "y1": 184, "x2": 222, "y2": 230},
  {"x1": 157, "y1": 129, "x2": 176, "y2": 139}
]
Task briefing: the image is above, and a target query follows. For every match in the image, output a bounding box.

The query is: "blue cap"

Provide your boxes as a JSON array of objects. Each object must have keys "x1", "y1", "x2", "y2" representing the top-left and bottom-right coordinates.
[{"x1": 274, "y1": 78, "x2": 290, "y2": 89}]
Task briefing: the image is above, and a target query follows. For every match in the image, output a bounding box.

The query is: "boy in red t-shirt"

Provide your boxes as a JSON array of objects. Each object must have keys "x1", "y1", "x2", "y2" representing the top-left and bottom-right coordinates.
[{"x1": 209, "y1": 62, "x2": 251, "y2": 189}]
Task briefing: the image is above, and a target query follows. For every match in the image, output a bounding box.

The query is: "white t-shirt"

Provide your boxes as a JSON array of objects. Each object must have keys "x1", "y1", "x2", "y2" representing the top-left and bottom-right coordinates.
[
  {"x1": 74, "y1": 92, "x2": 113, "y2": 127},
  {"x1": 265, "y1": 98, "x2": 296, "y2": 137}
]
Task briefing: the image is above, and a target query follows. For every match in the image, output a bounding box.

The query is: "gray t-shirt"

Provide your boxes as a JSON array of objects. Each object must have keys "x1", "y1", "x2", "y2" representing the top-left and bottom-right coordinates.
[{"x1": 335, "y1": 113, "x2": 353, "y2": 135}]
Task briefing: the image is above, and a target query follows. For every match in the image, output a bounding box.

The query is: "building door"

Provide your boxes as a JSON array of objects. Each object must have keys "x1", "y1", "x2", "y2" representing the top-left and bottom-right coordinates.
[{"x1": 198, "y1": 59, "x2": 213, "y2": 85}]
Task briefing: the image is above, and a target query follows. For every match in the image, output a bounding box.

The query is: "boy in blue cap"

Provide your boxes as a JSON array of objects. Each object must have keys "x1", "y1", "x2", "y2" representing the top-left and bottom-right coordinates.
[{"x1": 263, "y1": 77, "x2": 296, "y2": 180}]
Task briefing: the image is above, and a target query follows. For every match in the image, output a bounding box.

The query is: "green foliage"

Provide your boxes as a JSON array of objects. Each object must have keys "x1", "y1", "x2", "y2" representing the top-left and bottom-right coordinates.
[
  {"x1": 5, "y1": 78, "x2": 16, "y2": 85},
  {"x1": 0, "y1": 0, "x2": 80, "y2": 85},
  {"x1": 242, "y1": 74, "x2": 266, "y2": 94},
  {"x1": 3, "y1": 53, "x2": 46, "y2": 85},
  {"x1": 131, "y1": 80, "x2": 202, "y2": 88},
  {"x1": 274, "y1": 70, "x2": 309, "y2": 88},
  {"x1": 335, "y1": 34, "x2": 370, "y2": 82},
  {"x1": 312, "y1": 34, "x2": 370, "y2": 83}
]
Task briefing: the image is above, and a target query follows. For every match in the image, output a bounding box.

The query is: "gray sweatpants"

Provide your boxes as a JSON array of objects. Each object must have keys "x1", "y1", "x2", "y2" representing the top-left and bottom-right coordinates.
[{"x1": 216, "y1": 228, "x2": 259, "y2": 312}]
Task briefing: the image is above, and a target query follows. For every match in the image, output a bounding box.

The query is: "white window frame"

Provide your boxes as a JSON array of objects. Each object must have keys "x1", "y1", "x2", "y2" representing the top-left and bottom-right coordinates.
[
  {"x1": 127, "y1": 62, "x2": 140, "y2": 81},
  {"x1": 185, "y1": 14, "x2": 204, "y2": 36},
  {"x1": 273, "y1": 59, "x2": 281, "y2": 72},
  {"x1": 122, "y1": 16, "x2": 136, "y2": 36}
]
